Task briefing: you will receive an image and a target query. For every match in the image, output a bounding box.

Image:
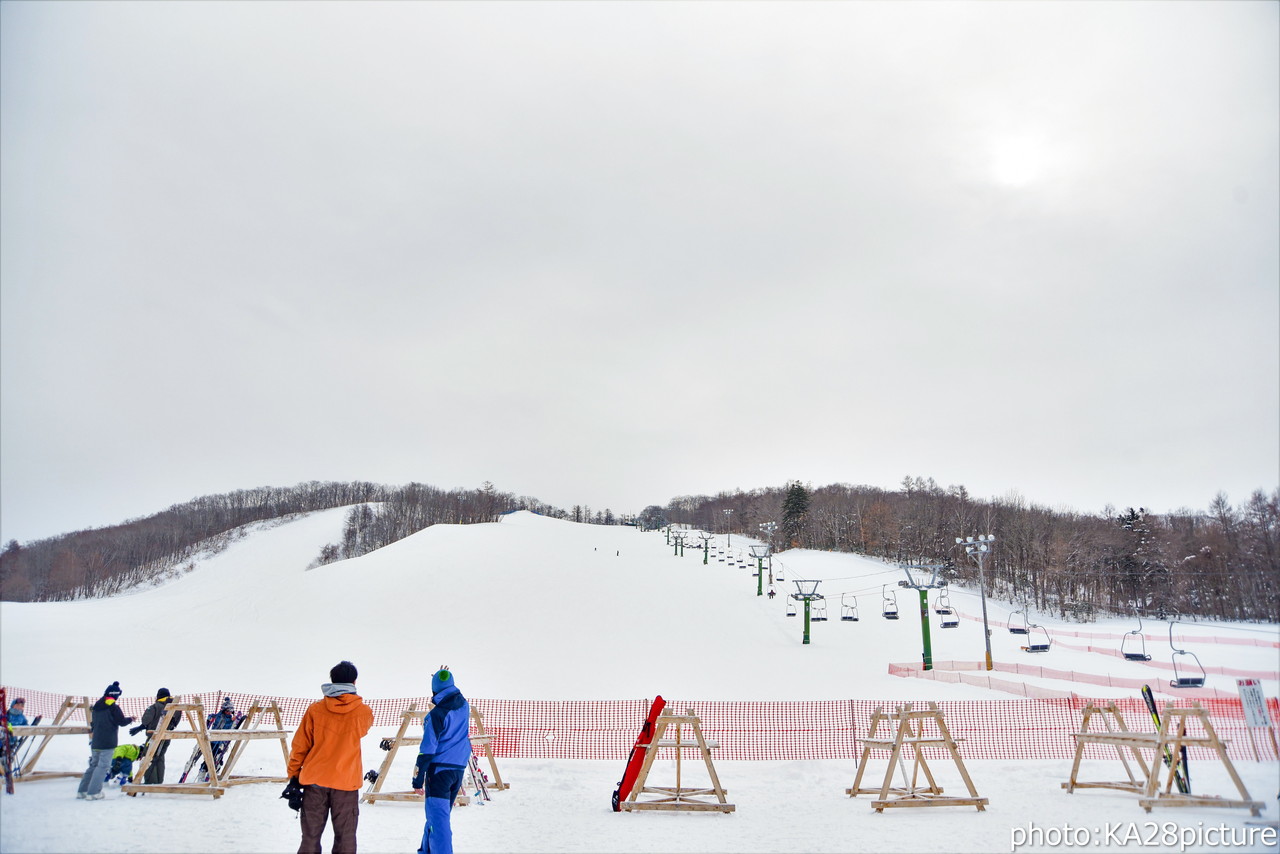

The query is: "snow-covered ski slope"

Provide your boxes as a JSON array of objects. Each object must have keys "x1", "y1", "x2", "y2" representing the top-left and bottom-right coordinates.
[
  {"x1": 1, "y1": 510, "x2": 1277, "y2": 854},
  {"x1": 3, "y1": 508, "x2": 1275, "y2": 702}
]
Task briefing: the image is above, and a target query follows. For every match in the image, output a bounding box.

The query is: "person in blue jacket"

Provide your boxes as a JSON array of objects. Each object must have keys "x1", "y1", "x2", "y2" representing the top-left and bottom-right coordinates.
[{"x1": 411, "y1": 667, "x2": 471, "y2": 854}]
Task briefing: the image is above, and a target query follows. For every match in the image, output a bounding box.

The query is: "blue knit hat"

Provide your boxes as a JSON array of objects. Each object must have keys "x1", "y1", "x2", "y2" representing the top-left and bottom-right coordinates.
[{"x1": 431, "y1": 667, "x2": 453, "y2": 695}]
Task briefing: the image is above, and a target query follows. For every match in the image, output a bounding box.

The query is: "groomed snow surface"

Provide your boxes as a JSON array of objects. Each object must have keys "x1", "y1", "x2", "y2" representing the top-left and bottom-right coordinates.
[{"x1": 2, "y1": 509, "x2": 1277, "y2": 853}]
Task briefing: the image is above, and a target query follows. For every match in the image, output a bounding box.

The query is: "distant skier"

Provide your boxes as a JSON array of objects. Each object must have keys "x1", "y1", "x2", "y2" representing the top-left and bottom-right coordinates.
[
  {"x1": 412, "y1": 667, "x2": 471, "y2": 854},
  {"x1": 77, "y1": 682, "x2": 135, "y2": 800}
]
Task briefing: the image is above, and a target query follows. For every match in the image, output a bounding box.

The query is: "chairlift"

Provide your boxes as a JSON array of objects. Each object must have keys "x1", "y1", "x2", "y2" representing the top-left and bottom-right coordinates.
[
  {"x1": 1121, "y1": 613, "x2": 1152, "y2": 661},
  {"x1": 1168, "y1": 622, "x2": 1206, "y2": 688},
  {"x1": 881, "y1": 585, "x2": 899, "y2": 620},
  {"x1": 939, "y1": 609, "x2": 959, "y2": 629},
  {"x1": 811, "y1": 599, "x2": 829, "y2": 622},
  {"x1": 841, "y1": 594, "x2": 860, "y2": 622},
  {"x1": 934, "y1": 587, "x2": 954, "y2": 615},
  {"x1": 1008, "y1": 608, "x2": 1029, "y2": 635},
  {"x1": 775, "y1": 564, "x2": 785, "y2": 581},
  {"x1": 786, "y1": 598, "x2": 796, "y2": 617},
  {"x1": 1022, "y1": 623, "x2": 1051, "y2": 653}
]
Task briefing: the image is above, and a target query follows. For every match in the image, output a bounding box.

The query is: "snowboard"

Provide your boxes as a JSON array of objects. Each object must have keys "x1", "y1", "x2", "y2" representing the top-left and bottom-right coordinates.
[{"x1": 611, "y1": 695, "x2": 665, "y2": 811}]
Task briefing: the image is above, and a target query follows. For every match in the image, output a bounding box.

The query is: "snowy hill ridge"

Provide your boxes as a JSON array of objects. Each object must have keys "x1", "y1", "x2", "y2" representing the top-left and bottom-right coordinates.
[
  {"x1": 2, "y1": 509, "x2": 1275, "y2": 703},
  {"x1": 2, "y1": 509, "x2": 1278, "y2": 854}
]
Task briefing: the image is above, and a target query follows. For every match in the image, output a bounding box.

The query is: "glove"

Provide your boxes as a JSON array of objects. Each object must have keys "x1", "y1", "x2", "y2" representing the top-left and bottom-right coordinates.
[
  {"x1": 280, "y1": 776, "x2": 305, "y2": 812},
  {"x1": 129, "y1": 725, "x2": 145, "y2": 735},
  {"x1": 410, "y1": 753, "x2": 429, "y2": 791}
]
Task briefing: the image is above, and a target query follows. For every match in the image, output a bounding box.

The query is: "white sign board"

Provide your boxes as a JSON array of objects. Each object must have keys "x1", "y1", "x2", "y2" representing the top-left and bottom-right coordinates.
[{"x1": 1236, "y1": 678, "x2": 1272, "y2": 728}]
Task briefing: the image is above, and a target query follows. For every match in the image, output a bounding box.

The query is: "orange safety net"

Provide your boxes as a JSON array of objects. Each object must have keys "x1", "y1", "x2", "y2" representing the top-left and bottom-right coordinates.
[{"x1": 7, "y1": 685, "x2": 1275, "y2": 762}]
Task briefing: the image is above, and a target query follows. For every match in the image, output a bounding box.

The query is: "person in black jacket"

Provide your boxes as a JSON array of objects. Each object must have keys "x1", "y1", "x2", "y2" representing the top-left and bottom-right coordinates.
[
  {"x1": 77, "y1": 682, "x2": 134, "y2": 800},
  {"x1": 131, "y1": 688, "x2": 179, "y2": 784}
]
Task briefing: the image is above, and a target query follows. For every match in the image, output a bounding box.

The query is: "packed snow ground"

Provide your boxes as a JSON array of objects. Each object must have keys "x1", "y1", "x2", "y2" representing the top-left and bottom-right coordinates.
[{"x1": 2, "y1": 509, "x2": 1277, "y2": 853}]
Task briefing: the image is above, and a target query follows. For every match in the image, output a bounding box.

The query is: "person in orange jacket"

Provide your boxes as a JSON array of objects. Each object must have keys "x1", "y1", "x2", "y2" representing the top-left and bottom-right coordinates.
[{"x1": 287, "y1": 661, "x2": 374, "y2": 854}]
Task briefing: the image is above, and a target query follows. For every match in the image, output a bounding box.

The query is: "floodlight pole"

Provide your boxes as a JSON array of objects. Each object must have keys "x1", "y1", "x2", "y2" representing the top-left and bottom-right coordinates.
[
  {"x1": 699, "y1": 532, "x2": 713, "y2": 564},
  {"x1": 957, "y1": 535, "x2": 996, "y2": 671},
  {"x1": 899, "y1": 563, "x2": 946, "y2": 671},
  {"x1": 723, "y1": 509, "x2": 734, "y2": 546}
]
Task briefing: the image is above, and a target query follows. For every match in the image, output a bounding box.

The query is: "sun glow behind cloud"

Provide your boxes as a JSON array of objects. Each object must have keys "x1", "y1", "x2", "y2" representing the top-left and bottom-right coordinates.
[{"x1": 986, "y1": 131, "x2": 1060, "y2": 189}]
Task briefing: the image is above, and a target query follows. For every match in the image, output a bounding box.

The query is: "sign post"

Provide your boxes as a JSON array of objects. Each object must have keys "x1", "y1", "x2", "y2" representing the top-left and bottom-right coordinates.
[{"x1": 1235, "y1": 678, "x2": 1277, "y2": 761}]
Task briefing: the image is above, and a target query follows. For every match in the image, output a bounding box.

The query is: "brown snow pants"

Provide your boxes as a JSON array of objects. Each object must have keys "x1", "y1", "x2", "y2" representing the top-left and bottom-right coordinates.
[{"x1": 299, "y1": 784, "x2": 360, "y2": 854}]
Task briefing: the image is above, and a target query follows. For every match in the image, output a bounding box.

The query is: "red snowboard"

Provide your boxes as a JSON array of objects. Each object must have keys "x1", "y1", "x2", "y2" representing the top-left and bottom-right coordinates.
[{"x1": 611, "y1": 695, "x2": 666, "y2": 811}]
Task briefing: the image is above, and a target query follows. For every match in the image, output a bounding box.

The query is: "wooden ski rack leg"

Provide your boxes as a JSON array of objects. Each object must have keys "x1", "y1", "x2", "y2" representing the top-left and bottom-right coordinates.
[
  {"x1": 1137, "y1": 701, "x2": 1264, "y2": 816},
  {"x1": 846, "y1": 702, "x2": 987, "y2": 811},
  {"x1": 362, "y1": 704, "x2": 506, "y2": 807},
  {"x1": 471, "y1": 708, "x2": 508, "y2": 792},
  {"x1": 121, "y1": 700, "x2": 292, "y2": 798},
  {"x1": 618, "y1": 709, "x2": 734, "y2": 813},
  {"x1": 216, "y1": 701, "x2": 291, "y2": 786},
  {"x1": 6, "y1": 696, "x2": 92, "y2": 783},
  {"x1": 1062, "y1": 702, "x2": 1155, "y2": 795}
]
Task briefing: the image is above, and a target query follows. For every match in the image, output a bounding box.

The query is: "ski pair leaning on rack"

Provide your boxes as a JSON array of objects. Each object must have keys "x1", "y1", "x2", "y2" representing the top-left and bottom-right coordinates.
[
  {"x1": 1141, "y1": 684, "x2": 1190, "y2": 794},
  {"x1": 178, "y1": 706, "x2": 247, "y2": 783}
]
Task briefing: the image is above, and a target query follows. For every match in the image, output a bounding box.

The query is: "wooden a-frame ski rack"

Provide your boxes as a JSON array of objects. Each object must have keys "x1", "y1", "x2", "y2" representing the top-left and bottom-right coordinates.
[
  {"x1": 846, "y1": 702, "x2": 988, "y2": 811},
  {"x1": 1062, "y1": 701, "x2": 1156, "y2": 795},
  {"x1": 121, "y1": 699, "x2": 292, "y2": 798},
  {"x1": 1136, "y1": 700, "x2": 1264, "y2": 816},
  {"x1": 361, "y1": 703, "x2": 507, "y2": 807},
  {"x1": 7, "y1": 696, "x2": 92, "y2": 783},
  {"x1": 617, "y1": 708, "x2": 734, "y2": 813}
]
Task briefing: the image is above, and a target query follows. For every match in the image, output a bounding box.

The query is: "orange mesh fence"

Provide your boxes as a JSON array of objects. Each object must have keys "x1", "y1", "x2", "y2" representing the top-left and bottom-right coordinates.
[{"x1": 8, "y1": 686, "x2": 1275, "y2": 761}]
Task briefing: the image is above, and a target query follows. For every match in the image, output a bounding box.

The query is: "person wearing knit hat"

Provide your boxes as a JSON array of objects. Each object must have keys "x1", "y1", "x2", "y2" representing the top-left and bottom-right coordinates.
[
  {"x1": 287, "y1": 661, "x2": 373, "y2": 854},
  {"x1": 411, "y1": 667, "x2": 472, "y2": 854},
  {"x1": 77, "y1": 682, "x2": 135, "y2": 800},
  {"x1": 132, "y1": 687, "x2": 179, "y2": 785}
]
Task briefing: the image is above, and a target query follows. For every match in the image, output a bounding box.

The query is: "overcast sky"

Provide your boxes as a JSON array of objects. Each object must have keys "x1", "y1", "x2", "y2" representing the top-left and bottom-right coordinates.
[{"x1": 1, "y1": 1, "x2": 1277, "y2": 544}]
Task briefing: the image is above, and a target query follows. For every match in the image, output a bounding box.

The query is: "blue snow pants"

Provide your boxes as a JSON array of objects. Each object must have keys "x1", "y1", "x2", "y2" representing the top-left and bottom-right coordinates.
[{"x1": 417, "y1": 765, "x2": 464, "y2": 854}]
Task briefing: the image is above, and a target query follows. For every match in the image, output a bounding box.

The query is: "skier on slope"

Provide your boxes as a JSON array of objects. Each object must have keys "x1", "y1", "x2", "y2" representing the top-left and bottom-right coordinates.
[
  {"x1": 411, "y1": 667, "x2": 472, "y2": 854},
  {"x1": 77, "y1": 682, "x2": 135, "y2": 800}
]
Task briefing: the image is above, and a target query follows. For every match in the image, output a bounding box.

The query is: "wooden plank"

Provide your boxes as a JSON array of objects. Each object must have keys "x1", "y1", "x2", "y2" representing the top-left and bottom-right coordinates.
[
  {"x1": 620, "y1": 801, "x2": 735, "y2": 812},
  {"x1": 121, "y1": 783, "x2": 225, "y2": 798},
  {"x1": 8, "y1": 725, "x2": 90, "y2": 736}
]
